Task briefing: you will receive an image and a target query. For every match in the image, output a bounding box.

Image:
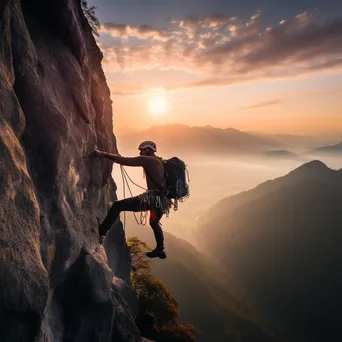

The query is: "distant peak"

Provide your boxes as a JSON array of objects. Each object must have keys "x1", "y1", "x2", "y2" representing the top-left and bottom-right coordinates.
[
  {"x1": 224, "y1": 127, "x2": 242, "y2": 133},
  {"x1": 290, "y1": 160, "x2": 329, "y2": 175},
  {"x1": 301, "y1": 160, "x2": 327, "y2": 168},
  {"x1": 315, "y1": 142, "x2": 342, "y2": 151}
]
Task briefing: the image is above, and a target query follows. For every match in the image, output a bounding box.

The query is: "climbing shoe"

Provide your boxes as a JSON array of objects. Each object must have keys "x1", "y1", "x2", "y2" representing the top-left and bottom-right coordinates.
[
  {"x1": 99, "y1": 235, "x2": 105, "y2": 244},
  {"x1": 146, "y1": 247, "x2": 167, "y2": 259}
]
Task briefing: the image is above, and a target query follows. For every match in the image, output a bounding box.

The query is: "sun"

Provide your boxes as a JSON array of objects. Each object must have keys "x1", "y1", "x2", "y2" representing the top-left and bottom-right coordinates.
[{"x1": 148, "y1": 95, "x2": 168, "y2": 115}]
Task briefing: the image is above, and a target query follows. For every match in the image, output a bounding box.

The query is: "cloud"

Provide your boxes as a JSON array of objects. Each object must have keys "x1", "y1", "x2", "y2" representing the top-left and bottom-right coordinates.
[
  {"x1": 233, "y1": 86, "x2": 342, "y2": 110},
  {"x1": 108, "y1": 82, "x2": 148, "y2": 96},
  {"x1": 243, "y1": 98, "x2": 285, "y2": 109},
  {"x1": 173, "y1": 58, "x2": 342, "y2": 91},
  {"x1": 303, "y1": 87, "x2": 342, "y2": 97},
  {"x1": 100, "y1": 10, "x2": 342, "y2": 94},
  {"x1": 101, "y1": 23, "x2": 169, "y2": 41}
]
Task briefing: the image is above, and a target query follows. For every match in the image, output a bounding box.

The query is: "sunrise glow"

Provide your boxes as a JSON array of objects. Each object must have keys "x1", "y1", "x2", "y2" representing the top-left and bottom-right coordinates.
[
  {"x1": 96, "y1": 1, "x2": 342, "y2": 134},
  {"x1": 148, "y1": 95, "x2": 168, "y2": 115}
]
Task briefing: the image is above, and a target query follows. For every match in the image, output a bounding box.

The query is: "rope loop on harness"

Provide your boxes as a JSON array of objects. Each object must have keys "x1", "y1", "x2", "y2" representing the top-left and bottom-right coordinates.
[{"x1": 120, "y1": 166, "x2": 172, "y2": 227}]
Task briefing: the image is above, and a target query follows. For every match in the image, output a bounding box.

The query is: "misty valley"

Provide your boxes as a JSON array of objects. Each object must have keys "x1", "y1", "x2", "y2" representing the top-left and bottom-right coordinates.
[{"x1": 116, "y1": 126, "x2": 342, "y2": 342}]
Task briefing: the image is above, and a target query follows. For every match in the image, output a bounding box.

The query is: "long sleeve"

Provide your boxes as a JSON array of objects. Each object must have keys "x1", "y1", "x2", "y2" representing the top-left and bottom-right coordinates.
[{"x1": 110, "y1": 155, "x2": 147, "y2": 167}]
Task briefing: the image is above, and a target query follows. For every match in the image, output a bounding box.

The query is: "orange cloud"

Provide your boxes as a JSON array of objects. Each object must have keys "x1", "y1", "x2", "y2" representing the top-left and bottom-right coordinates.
[
  {"x1": 242, "y1": 98, "x2": 285, "y2": 109},
  {"x1": 236, "y1": 87, "x2": 342, "y2": 110},
  {"x1": 100, "y1": 10, "x2": 342, "y2": 95},
  {"x1": 101, "y1": 23, "x2": 169, "y2": 41},
  {"x1": 304, "y1": 87, "x2": 342, "y2": 97},
  {"x1": 108, "y1": 82, "x2": 148, "y2": 96}
]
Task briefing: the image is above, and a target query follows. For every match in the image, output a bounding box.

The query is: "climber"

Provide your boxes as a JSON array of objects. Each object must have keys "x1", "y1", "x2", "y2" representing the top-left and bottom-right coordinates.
[{"x1": 94, "y1": 141, "x2": 169, "y2": 259}]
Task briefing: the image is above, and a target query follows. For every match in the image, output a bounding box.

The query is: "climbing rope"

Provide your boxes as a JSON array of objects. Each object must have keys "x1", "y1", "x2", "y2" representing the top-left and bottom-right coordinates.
[
  {"x1": 119, "y1": 164, "x2": 173, "y2": 231},
  {"x1": 121, "y1": 166, "x2": 147, "y2": 191},
  {"x1": 119, "y1": 165, "x2": 149, "y2": 229},
  {"x1": 121, "y1": 165, "x2": 126, "y2": 231}
]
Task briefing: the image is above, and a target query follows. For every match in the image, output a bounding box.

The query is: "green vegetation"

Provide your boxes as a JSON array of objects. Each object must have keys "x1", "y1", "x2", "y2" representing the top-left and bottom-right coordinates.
[
  {"x1": 81, "y1": 0, "x2": 100, "y2": 37},
  {"x1": 127, "y1": 237, "x2": 198, "y2": 342}
]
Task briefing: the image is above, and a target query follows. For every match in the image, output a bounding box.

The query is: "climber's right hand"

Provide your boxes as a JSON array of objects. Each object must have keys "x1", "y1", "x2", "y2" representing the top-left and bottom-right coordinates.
[{"x1": 94, "y1": 147, "x2": 105, "y2": 157}]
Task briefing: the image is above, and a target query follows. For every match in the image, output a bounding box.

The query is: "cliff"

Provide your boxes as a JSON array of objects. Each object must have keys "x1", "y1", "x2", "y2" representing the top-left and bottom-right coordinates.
[{"x1": 0, "y1": 1, "x2": 140, "y2": 341}]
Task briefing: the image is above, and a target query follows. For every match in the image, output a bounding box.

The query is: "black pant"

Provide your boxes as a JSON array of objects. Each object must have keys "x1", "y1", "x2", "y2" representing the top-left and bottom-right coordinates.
[{"x1": 98, "y1": 195, "x2": 165, "y2": 249}]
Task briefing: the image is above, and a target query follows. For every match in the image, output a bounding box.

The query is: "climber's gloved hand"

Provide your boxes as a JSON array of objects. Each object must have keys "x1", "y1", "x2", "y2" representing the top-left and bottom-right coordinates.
[
  {"x1": 93, "y1": 146, "x2": 121, "y2": 160},
  {"x1": 94, "y1": 146, "x2": 105, "y2": 158}
]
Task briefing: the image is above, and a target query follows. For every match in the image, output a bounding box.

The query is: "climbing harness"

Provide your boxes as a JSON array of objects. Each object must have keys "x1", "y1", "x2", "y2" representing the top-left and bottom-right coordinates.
[
  {"x1": 119, "y1": 165, "x2": 174, "y2": 230},
  {"x1": 139, "y1": 189, "x2": 172, "y2": 217}
]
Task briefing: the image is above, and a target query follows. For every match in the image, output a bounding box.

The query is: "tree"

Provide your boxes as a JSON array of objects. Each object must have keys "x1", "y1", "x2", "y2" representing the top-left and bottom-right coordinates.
[
  {"x1": 81, "y1": 0, "x2": 100, "y2": 37},
  {"x1": 127, "y1": 237, "x2": 198, "y2": 342}
]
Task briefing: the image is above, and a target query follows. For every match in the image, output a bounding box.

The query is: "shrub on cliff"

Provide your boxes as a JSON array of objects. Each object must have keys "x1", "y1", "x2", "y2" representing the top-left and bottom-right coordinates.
[
  {"x1": 81, "y1": 0, "x2": 100, "y2": 37},
  {"x1": 127, "y1": 237, "x2": 198, "y2": 342}
]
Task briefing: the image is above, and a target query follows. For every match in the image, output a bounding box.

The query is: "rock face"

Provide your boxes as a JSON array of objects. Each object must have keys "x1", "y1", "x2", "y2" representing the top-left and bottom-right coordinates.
[{"x1": 0, "y1": 1, "x2": 139, "y2": 341}]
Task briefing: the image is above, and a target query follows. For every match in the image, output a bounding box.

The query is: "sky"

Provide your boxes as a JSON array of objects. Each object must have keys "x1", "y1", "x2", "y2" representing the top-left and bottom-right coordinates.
[{"x1": 89, "y1": 0, "x2": 342, "y2": 134}]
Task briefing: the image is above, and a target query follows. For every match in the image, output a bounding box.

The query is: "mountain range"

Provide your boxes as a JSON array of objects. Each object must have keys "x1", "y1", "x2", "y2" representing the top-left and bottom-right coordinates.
[
  {"x1": 117, "y1": 124, "x2": 281, "y2": 155},
  {"x1": 308, "y1": 142, "x2": 342, "y2": 155},
  {"x1": 117, "y1": 124, "x2": 342, "y2": 159},
  {"x1": 196, "y1": 160, "x2": 342, "y2": 341}
]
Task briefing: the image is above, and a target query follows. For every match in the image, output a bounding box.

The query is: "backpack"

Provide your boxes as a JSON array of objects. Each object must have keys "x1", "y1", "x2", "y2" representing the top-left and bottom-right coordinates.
[{"x1": 162, "y1": 157, "x2": 190, "y2": 200}]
